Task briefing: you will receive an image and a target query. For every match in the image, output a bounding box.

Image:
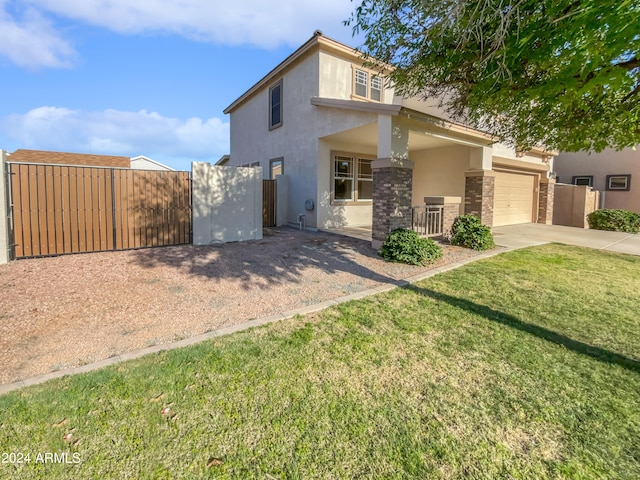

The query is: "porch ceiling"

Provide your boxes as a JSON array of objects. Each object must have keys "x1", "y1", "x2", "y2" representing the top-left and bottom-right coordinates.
[{"x1": 320, "y1": 123, "x2": 458, "y2": 152}]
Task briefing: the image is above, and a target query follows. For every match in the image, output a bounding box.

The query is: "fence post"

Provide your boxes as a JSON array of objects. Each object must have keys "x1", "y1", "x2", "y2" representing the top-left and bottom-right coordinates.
[{"x1": 0, "y1": 150, "x2": 11, "y2": 263}]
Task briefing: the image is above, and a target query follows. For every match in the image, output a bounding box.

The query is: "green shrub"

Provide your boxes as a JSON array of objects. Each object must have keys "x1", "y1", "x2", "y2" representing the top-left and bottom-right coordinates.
[
  {"x1": 450, "y1": 215, "x2": 495, "y2": 251},
  {"x1": 379, "y1": 228, "x2": 443, "y2": 266},
  {"x1": 587, "y1": 209, "x2": 640, "y2": 233}
]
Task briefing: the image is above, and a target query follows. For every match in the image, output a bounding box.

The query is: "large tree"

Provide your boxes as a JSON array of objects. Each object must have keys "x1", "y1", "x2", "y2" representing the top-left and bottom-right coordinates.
[{"x1": 347, "y1": 0, "x2": 640, "y2": 152}]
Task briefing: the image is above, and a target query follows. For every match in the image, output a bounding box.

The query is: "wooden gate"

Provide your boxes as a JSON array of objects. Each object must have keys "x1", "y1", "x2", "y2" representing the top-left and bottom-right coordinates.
[
  {"x1": 7, "y1": 163, "x2": 191, "y2": 258},
  {"x1": 262, "y1": 179, "x2": 276, "y2": 227}
]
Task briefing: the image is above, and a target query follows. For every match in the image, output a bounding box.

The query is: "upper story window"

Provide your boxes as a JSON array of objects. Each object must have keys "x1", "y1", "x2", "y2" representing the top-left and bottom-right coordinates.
[
  {"x1": 269, "y1": 80, "x2": 283, "y2": 130},
  {"x1": 353, "y1": 68, "x2": 383, "y2": 102}
]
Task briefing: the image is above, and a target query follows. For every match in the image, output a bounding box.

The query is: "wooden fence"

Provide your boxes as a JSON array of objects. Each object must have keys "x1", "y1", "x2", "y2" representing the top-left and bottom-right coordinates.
[{"x1": 7, "y1": 163, "x2": 191, "y2": 258}]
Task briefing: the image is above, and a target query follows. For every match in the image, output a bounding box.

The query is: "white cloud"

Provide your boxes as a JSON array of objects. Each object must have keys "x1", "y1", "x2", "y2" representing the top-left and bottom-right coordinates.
[
  {"x1": 26, "y1": 0, "x2": 355, "y2": 48},
  {"x1": 0, "y1": 0, "x2": 76, "y2": 69},
  {"x1": 1, "y1": 106, "x2": 229, "y2": 169}
]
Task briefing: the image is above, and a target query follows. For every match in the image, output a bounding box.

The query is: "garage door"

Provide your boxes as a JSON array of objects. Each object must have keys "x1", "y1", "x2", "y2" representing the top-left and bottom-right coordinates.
[{"x1": 493, "y1": 170, "x2": 536, "y2": 226}]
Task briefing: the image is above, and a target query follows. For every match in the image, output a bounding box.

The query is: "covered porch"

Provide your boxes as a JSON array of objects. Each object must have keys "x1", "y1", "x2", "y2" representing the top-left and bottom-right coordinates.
[{"x1": 315, "y1": 104, "x2": 500, "y2": 247}]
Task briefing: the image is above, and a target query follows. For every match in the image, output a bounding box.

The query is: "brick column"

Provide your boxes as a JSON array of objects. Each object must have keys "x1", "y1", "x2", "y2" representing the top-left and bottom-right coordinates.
[
  {"x1": 371, "y1": 158, "x2": 414, "y2": 249},
  {"x1": 537, "y1": 177, "x2": 555, "y2": 224},
  {"x1": 464, "y1": 169, "x2": 495, "y2": 226}
]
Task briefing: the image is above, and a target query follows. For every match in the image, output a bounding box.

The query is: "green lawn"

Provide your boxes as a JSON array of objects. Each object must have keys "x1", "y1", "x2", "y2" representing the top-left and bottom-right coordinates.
[{"x1": 1, "y1": 244, "x2": 639, "y2": 479}]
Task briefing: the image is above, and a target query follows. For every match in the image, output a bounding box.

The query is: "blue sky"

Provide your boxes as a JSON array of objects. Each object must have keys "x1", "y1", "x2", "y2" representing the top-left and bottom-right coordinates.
[{"x1": 0, "y1": 0, "x2": 360, "y2": 170}]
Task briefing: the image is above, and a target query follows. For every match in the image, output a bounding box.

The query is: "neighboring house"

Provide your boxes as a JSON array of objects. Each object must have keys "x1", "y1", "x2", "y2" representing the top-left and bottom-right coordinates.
[
  {"x1": 130, "y1": 155, "x2": 175, "y2": 171},
  {"x1": 223, "y1": 31, "x2": 556, "y2": 247},
  {"x1": 8, "y1": 150, "x2": 175, "y2": 172},
  {"x1": 554, "y1": 148, "x2": 640, "y2": 213},
  {"x1": 215, "y1": 155, "x2": 230, "y2": 166},
  {"x1": 8, "y1": 149, "x2": 130, "y2": 168}
]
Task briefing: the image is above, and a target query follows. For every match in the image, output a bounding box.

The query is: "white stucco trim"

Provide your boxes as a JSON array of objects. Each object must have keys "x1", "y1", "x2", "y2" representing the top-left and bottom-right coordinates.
[
  {"x1": 372, "y1": 158, "x2": 414, "y2": 169},
  {"x1": 311, "y1": 97, "x2": 401, "y2": 115}
]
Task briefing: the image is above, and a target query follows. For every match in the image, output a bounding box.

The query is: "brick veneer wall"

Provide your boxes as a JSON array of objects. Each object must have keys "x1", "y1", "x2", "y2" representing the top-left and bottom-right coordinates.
[
  {"x1": 442, "y1": 203, "x2": 460, "y2": 238},
  {"x1": 538, "y1": 179, "x2": 555, "y2": 224},
  {"x1": 464, "y1": 173, "x2": 495, "y2": 226},
  {"x1": 372, "y1": 166, "x2": 413, "y2": 243}
]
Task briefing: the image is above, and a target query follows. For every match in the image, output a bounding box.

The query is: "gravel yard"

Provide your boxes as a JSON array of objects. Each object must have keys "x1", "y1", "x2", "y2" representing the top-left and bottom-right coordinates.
[{"x1": 0, "y1": 227, "x2": 482, "y2": 384}]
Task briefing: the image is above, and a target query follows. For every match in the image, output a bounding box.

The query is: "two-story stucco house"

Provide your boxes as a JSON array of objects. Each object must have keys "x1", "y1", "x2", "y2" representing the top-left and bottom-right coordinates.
[{"x1": 224, "y1": 31, "x2": 556, "y2": 247}]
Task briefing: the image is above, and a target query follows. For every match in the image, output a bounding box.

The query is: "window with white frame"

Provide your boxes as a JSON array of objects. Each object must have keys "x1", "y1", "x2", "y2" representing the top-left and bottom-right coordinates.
[
  {"x1": 370, "y1": 75, "x2": 382, "y2": 102},
  {"x1": 354, "y1": 69, "x2": 368, "y2": 98},
  {"x1": 353, "y1": 68, "x2": 384, "y2": 102},
  {"x1": 357, "y1": 158, "x2": 373, "y2": 199},
  {"x1": 572, "y1": 176, "x2": 593, "y2": 187},
  {"x1": 333, "y1": 154, "x2": 373, "y2": 202},
  {"x1": 606, "y1": 174, "x2": 631, "y2": 191},
  {"x1": 334, "y1": 156, "x2": 354, "y2": 200}
]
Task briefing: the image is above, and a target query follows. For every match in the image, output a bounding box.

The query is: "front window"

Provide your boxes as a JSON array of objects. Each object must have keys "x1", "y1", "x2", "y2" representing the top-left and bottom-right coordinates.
[
  {"x1": 333, "y1": 153, "x2": 374, "y2": 202},
  {"x1": 357, "y1": 158, "x2": 373, "y2": 199},
  {"x1": 334, "y1": 156, "x2": 354, "y2": 200}
]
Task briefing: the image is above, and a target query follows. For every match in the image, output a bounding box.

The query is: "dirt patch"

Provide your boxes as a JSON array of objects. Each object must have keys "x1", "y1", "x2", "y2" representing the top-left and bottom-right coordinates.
[{"x1": 0, "y1": 227, "x2": 483, "y2": 384}]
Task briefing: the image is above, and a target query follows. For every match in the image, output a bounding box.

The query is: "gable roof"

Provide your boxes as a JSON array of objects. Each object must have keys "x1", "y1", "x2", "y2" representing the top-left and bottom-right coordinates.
[
  {"x1": 9, "y1": 149, "x2": 131, "y2": 168},
  {"x1": 215, "y1": 155, "x2": 230, "y2": 166},
  {"x1": 130, "y1": 155, "x2": 175, "y2": 171},
  {"x1": 224, "y1": 31, "x2": 383, "y2": 115}
]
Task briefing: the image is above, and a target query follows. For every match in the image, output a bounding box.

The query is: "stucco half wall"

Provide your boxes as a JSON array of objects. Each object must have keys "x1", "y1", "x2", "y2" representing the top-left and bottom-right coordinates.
[{"x1": 191, "y1": 163, "x2": 262, "y2": 244}]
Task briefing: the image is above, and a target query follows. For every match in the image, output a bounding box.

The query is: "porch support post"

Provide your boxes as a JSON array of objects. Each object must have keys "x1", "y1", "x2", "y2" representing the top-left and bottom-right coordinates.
[
  {"x1": 464, "y1": 169, "x2": 495, "y2": 226},
  {"x1": 469, "y1": 146, "x2": 493, "y2": 170},
  {"x1": 372, "y1": 115, "x2": 413, "y2": 249},
  {"x1": 538, "y1": 177, "x2": 555, "y2": 224}
]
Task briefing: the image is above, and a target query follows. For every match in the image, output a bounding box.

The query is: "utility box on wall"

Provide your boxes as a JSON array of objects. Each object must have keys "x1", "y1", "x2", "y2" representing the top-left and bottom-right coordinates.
[{"x1": 192, "y1": 162, "x2": 263, "y2": 244}]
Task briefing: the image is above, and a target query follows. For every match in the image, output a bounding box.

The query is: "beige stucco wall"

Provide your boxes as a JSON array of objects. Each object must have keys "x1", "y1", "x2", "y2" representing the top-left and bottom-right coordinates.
[
  {"x1": 411, "y1": 145, "x2": 470, "y2": 213},
  {"x1": 492, "y1": 143, "x2": 550, "y2": 166},
  {"x1": 317, "y1": 139, "x2": 376, "y2": 228},
  {"x1": 228, "y1": 51, "x2": 322, "y2": 227},
  {"x1": 554, "y1": 148, "x2": 640, "y2": 213},
  {"x1": 318, "y1": 51, "x2": 395, "y2": 103}
]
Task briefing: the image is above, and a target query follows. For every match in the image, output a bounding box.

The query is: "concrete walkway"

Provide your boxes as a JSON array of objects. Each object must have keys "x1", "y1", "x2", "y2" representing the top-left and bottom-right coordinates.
[{"x1": 493, "y1": 223, "x2": 640, "y2": 256}]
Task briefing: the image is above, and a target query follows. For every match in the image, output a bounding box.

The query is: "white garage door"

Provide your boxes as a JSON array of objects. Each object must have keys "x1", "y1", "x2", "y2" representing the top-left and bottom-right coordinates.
[{"x1": 493, "y1": 170, "x2": 536, "y2": 226}]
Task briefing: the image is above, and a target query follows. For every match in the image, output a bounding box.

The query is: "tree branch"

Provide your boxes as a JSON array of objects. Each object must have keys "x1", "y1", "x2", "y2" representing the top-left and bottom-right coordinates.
[{"x1": 615, "y1": 56, "x2": 640, "y2": 71}]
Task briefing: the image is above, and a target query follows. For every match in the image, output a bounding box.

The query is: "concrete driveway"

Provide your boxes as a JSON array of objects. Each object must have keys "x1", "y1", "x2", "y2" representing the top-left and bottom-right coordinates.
[{"x1": 492, "y1": 224, "x2": 640, "y2": 256}]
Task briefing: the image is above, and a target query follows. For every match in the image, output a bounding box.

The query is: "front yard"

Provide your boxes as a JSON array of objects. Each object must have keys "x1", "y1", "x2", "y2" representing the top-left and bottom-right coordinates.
[{"x1": 1, "y1": 244, "x2": 639, "y2": 479}]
